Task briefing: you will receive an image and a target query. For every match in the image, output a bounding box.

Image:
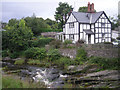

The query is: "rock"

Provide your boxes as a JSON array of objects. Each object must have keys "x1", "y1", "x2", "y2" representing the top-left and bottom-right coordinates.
[
  {"x1": 12, "y1": 58, "x2": 22, "y2": 61},
  {"x1": 2, "y1": 57, "x2": 11, "y2": 61},
  {"x1": 67, "y1": 65, "x2": 75, "y2": 71}
]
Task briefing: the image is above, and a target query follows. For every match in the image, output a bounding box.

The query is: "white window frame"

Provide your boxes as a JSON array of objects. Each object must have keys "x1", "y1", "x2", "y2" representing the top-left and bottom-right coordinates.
[{"x1": 69, "y1": 22, "x2": 74, "y2": 28}]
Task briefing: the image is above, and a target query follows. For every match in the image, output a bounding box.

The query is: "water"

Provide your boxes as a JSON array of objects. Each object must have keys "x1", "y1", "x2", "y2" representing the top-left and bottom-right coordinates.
[{"x1": 2, "y1": 61, "x2": 68, "y2": 88}]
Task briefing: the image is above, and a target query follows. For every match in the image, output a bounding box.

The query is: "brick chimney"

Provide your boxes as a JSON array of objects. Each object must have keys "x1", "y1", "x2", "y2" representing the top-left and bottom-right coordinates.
[
  {"x1": 88, "y1": 2, "x2": 95, "y2": 13},
  {"x1": 88, "y1": 2, "x2": 90, "y2": 12}
]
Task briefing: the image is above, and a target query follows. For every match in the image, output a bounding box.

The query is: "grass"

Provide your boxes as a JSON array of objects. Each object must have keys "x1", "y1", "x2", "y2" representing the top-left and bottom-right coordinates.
[
  {"x1": 14, "y1": 59, "x2": 25, "y2": 65},
  {"x1": 27, "y1": 59, "x2": 41, "y2": 65},
  {"x1": 2, "y1": 75, "x2": 46, "y2": 88}
]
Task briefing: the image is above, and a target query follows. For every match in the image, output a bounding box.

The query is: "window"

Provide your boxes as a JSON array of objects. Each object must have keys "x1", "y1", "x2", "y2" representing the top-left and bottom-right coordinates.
[
  {"x1": 101, "y1": 23, "x2": 105, "y2": 27},
  {"x1": 102, "y1": 33, "x2": 105, "y2": 42},
  {"x1": 69, "y1": 34, "x2": 74, "y2": 40},
  {"x1": 69, "y1": 22, "x2": 74, "y2": 28}
]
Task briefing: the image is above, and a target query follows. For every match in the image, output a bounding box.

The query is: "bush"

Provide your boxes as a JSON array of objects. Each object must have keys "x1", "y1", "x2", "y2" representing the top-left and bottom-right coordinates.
[
  {"x1": 14, "y1": 59, "x2": 25, "y2": 65},
  {"x1": 2, "y1": 50, "x2": 11, "y2": 57},
  {"x1": 10, "y1": 52, "x2": 20, "y2": 59},
  {"x1": 104, "y1": 42, "x2": 113, "y2": 44},
  {"x1": 29, "y1": 37, "x2": 54, "y2": 47},
  {"x1": 89, "y1": 57, "x2": 119, "y2": 70},
  {"x1": 49, "y1": 39, "x2": 62, "y2": 49},
  {"x1": 55, "y1": 57, "x2": 77, "y2": 67},
  {"x1": 116, "y1": 36, "x2": 120, "y2": 40},
  {"x1": 63, "y1": 40, "x2": 72, "y2": 46},
  {"x1": 77, "y1": 39, "x2": 85, "y2": 44},
  {"x1": 24, "y1": 47, "x2": 46, "y2": 60},
  {"x1": 47, "y1": 49, "x2": 61, "y2": 61},
  {"x1": 75, "y1": 48, "x2": 87, "y2": 64}
]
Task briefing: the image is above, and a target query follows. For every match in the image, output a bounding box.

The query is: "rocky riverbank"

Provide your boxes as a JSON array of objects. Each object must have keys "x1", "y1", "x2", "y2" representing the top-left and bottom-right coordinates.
[{"x1": 2, "y1": 57, "x2": 120, "y2": 88}]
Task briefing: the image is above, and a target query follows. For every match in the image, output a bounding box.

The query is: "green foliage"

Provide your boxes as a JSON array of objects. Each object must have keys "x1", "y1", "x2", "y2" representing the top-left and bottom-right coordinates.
[
  {"x1": 2, "y1": 19, "x2": 33, "y2": 52},
  {"x1": 47, "y1": 49, "x2": 61, "y2": 61},
  {"x1": 75, "y1": 48, "x2": 87, "y2": 64},
  {"x1": 78, "y1": 6, "x2": 88, "y2": 12},
  {"x1": 2, "y1": 76, "x2": 23, "y2": 88},
  {"x1": 24, "y1": 47, "x2": 46, "y2": 60},
  {"x1": 78, "y1": 6, "x2": 96, "y2": 12},
  {"x1": 55, "y1": 57, "x2": 77, "y2": 68},
  {"x1": 2, "y1": 50, "x2": 11, "y2": 57},
  {"x1": 27, "y1": 59, "x2": 40, "y2": 65},
  {"x1": 29, "y1": 37, "x2": 54, "y2": 47},
  {"x1": 63, "y1": 40, "x2": 72, "y2": 46},
  {"x1": 14, "y1": 59, "x2": 25, "y2": 65},
  {"x1": 89, "y1": 57, "x2": 119, "y2": 70},
  {"x1": 2, "y1": 75, "x2": 46, "y2": 88},
  {"x1": 55, "y1": 2, "x2": 73, "y2": 28},
  {"x1": 10, "y1": 52, "x2": 20, "y2": 59},
  {"x1": 103, "y1": 42, "x2": 113, "y2": 44},
  {"x1": 49, "y1": 39, "x2": 62, "y2": 49},
  {"x1": 116, "y1": 36, "x2": 120, "y2": 40}
]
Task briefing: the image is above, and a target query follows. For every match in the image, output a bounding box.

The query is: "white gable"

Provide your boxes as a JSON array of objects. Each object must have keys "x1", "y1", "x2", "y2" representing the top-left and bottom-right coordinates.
[{"x1": 67, "y1": 13, "x2": 77, "y2": 23}]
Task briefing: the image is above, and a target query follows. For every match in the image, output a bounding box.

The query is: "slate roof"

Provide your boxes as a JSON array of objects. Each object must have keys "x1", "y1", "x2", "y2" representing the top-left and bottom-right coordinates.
[{"x1": 72, "y1": 11, "x2": 104, "y2": 24}]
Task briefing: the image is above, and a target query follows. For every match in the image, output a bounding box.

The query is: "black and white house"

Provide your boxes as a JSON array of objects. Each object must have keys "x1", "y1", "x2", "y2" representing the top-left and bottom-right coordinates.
[{"x1": 56, "y1": 2, "x2": 112, "y2": 44}]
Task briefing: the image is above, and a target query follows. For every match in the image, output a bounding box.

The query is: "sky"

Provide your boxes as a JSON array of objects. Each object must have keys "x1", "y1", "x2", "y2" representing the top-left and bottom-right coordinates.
[{"x1": 1, "y1": 0, "x2": 120, "y2": 23}]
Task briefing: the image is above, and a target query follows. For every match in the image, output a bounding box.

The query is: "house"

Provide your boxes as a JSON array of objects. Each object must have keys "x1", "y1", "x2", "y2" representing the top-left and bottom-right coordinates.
[{"x1": 56, "y1": 2, "x2": 112, "y2": 44}]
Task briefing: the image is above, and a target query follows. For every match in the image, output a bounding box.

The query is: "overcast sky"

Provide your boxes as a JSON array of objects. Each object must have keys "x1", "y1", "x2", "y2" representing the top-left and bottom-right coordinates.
[{"x1": 1, "y1": 0, "x2": 120, "y2": 23}]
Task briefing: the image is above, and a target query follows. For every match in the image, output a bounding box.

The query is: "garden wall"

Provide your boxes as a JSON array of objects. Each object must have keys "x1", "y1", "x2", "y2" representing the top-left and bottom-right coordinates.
[{"x1": 58, "y1": 44, "x2": 119, "y2": 59}]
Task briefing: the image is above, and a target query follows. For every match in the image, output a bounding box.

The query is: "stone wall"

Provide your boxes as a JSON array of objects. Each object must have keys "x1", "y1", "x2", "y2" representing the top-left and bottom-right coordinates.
[{"x1": 58, "y1": 44, "x2": 119, "y2": 59}]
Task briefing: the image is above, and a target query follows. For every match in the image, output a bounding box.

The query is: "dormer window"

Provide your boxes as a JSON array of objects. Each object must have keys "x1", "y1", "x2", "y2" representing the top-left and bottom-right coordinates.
[{"x1": 69, "y1": 22, "x2": 74, "y2": 28}]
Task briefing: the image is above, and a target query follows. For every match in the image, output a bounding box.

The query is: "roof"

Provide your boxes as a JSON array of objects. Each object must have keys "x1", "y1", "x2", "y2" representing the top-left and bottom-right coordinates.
[
  {"x1": 84, "y1": 29, "x2": 94, "y2": 34},
  {"x1": 72, "y1": 11, "x2": 104, "y2": 24}
]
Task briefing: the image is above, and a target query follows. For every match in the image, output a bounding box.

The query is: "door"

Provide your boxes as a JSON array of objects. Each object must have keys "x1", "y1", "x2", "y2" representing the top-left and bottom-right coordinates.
[{"x1": 88, "y1": 34, "x2": 91, "y2": 44}]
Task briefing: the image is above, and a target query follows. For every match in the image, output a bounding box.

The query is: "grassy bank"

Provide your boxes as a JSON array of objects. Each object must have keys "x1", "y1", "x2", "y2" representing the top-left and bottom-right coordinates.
[{"x1": 2, "y1": 75, "x2": 46, "y2": 88}]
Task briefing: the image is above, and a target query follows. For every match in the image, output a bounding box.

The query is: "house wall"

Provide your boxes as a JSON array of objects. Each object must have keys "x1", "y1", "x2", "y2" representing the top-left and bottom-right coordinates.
[
  {"x1": 64, "y1": 13, "x2": 79, "y2": 43},
  {"x1": 95, "y1": 13, "x2": 111, "y2": 43}
]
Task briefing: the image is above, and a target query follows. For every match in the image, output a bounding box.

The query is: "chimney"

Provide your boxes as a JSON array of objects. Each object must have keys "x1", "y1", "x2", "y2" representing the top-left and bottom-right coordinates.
[
  {"x1": 88, "y1": 2, "x2": 90, "y2": 12},
  {"x1": 87, "y1": 2, "x2": 95, "y2": 13},
  {"x1": 91, "y1": 3, "x2": 95, "y2": 13}
]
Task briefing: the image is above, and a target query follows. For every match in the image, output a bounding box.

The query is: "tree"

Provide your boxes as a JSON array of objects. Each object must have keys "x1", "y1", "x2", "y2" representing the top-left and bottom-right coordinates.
[
  {"x1": 24, "y1": 16, "x2": 51, "y2": 35},
  {"x1": 78, "y1": 6, "x2": 96, "y2": 13},
  {"x1": 109, "y1": 16, "x2": 119, "y2": 30},
  {"x1": 2, "y1": 19, "x2": 33, "y2": 52},
  {"x1": 55, "y1": 2, "x2": 73, "y2": 29},
  {"x1": 78, "y1": 6, "x2": 88, "y2": 12}
]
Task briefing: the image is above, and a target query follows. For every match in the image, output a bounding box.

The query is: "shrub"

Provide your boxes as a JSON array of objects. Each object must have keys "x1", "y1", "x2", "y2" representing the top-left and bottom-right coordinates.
[
  {"x1": 10, "y1": 52, "x2": 20, "y2": 59},
  {"x1": 24, "y1": 47, "x2": 46, "y2": 60},
  {"x1": 75, "y1": 47, "x2": 87, "y2": 64},
  {"x1": 89, "y1": 57, "x2": 119, "y2": 70},
  {"x1": 47, "y1": 49, "x2": 61, "y2": 61},
  {"x1": 63, "y1": 40, "x2": 72, "y2": 46},
  {"x1": 55, "y1": 57, "x2": 77, "y2": 67},
  {"x1": 103, "y1": 42, "x2": 113, "y2": 44},
  {"x1": 49, "y1": 39, "x2": 62, "y2": 49},
  {"x1": 2, "y1": 50, "x2": 11, "y2": 57},
  {"x1": 29, "y1": 37, "x2": 54, "y2": 47},
  {"x1": 14, "y1": 59, "x2": 25, "y2": 65},
  {"x1": 77, "y1": 39, "x2": 85, "y2": 44},
  {"x1": 116, "y1": 36, "x2": 120, "y2": 40}
]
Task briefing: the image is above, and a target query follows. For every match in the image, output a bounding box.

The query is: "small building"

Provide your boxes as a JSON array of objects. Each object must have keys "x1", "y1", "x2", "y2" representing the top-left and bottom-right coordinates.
[
  {"x1": 41, "y1": 32, "x2": 57, "y2": 38},
  {"x1": 112, "y1": 30, "x2": 119, "y2": 39},
  {"x1": 56, "y1": 2, "x2": 112, "y2": 44}
]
